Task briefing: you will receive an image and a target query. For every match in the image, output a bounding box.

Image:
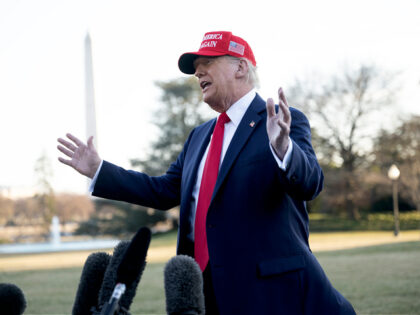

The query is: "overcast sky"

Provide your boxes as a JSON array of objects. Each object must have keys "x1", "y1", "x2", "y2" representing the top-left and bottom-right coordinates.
[{"x1": 0, "y1": 0, "x2": 419, "y2": 196}]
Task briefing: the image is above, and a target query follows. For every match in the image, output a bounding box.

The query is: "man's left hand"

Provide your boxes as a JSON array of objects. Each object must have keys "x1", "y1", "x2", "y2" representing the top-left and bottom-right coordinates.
[{"x1": 266, "y1": 87, "x2": 291, "y2": 160}]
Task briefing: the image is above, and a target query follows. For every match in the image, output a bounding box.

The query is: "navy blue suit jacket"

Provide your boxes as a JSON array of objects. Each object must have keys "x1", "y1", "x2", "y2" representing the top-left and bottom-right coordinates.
[{"x1": 93, "y1": 94, "x2": 355, "y2": 314}]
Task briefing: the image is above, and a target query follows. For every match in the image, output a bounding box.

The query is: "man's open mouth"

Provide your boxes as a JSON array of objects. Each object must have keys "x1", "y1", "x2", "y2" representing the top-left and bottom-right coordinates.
[{"x1": 200, "y1": 81, "x2": 211, "y2": 91}]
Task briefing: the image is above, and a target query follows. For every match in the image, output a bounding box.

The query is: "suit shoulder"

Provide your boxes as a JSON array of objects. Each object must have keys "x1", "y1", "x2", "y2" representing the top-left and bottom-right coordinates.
[
  {"x1": 183, "y1": 118, "x2": 216, "y2": 147},
  {"x1": 197, "y1": 117, "x2": 217, "y2": 128},
  {"x1": 192, "y1": 118, "x2": 217, "y2": 135},
  {"x1": 290, "y1": 106, "x2": 308, "y2": 121}
]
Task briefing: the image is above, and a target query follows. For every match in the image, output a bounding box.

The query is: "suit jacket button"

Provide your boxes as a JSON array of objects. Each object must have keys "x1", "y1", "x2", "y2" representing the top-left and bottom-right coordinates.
[{"x1": 291, "y1": 175, "x2": 297, "y2": 182}]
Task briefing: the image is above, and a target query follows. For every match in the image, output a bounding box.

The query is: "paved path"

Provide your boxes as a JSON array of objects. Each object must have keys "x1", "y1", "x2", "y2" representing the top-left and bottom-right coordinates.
[{"x1": 309, "y1": 230, "x2": 420, "y2": 252}]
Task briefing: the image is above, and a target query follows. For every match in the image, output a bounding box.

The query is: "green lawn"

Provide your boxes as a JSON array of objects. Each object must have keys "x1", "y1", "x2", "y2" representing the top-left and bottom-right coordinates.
[
  {"x1": 1, "y1": 240, "x2": 419, "y2": 314},
  {"x1": 316, "y1": 241, "x2": 420, "y2": 315}
]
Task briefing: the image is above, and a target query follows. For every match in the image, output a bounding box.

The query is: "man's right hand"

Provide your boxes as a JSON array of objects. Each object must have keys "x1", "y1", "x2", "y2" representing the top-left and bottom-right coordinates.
[{"x1": 57, "y1": 133, "x2": 101, "y2": 179}]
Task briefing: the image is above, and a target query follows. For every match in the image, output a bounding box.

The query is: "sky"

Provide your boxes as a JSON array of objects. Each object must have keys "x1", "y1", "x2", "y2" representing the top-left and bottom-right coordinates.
[{"x1": 0, "y1": 0, "x2": 419, "y2": 196}]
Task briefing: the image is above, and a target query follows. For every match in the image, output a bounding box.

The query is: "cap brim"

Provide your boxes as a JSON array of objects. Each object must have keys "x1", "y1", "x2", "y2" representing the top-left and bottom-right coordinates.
[{"x1": 178, "y1": 51, "x2": 227, "y2": 74}]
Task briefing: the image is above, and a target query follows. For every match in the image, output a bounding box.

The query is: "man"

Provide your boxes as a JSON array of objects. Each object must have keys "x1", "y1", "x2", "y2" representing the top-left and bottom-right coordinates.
[{"x1": 58, "y1": 31, "x2": 355, "y2": 314}]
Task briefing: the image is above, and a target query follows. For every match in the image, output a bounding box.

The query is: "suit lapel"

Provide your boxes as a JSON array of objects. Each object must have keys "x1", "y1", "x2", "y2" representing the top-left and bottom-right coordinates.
[
  {"x1": 180, "y1": 119, "x2": 216, "y2": 210},
  {"x1": 212, "y1": 94, "x2": 266, "y2": 199}
]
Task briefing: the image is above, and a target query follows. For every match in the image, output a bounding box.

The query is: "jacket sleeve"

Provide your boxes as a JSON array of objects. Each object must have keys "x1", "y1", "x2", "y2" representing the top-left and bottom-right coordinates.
[
  {"x1": 280, "y1": 108, "x2": 324, "y2": 201},
  {"x1": 92, "y1": 129, "x2": 195, "y2": 210}
]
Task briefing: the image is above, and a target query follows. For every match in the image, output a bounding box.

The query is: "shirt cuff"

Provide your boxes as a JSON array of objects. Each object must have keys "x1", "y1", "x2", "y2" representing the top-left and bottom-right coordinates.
[
  {"x1": 89, "y1": 160, "x2": 104, "y2": 193},
  {"x1": 269, "y1": 139, "x2": 293, "y2": 171}
]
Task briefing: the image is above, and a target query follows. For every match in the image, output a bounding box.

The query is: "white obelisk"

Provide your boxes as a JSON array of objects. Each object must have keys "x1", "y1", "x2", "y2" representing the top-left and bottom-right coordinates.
[{"x1": 85, "y1": 32, "x2": 98, "y2": 149}]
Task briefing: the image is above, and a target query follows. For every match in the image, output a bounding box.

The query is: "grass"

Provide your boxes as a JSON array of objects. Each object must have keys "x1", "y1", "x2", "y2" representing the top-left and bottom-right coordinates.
[
  {"x1": 0, "y1": 263, "x2": 168, "y2": 315},
  {"x1": 1, "y1": 231, "x2": 419, "y2": 314},
  {"x1": 316, "y1": 242, "x2": 420, "y2": 315}
]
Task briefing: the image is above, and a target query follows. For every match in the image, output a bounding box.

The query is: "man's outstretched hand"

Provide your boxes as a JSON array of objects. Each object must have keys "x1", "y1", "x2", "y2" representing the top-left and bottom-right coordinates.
[
  {"x1": 57, "y1": 133, "x2": 101, "y2": 179},
  {"x1": 266, "y1": 87, "x2": 291, "y2": 161}
]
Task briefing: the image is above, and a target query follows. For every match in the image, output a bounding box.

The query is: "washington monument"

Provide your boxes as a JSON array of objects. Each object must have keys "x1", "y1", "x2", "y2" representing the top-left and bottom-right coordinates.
[{"x1": 85, "y1": 32, "x2": 98, "y2": 149}]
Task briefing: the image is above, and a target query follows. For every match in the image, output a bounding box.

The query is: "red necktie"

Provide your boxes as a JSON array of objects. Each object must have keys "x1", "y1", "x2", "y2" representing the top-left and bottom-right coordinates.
[{"x1": 194, "y1": 112, "x2": 230, "y2": 271}]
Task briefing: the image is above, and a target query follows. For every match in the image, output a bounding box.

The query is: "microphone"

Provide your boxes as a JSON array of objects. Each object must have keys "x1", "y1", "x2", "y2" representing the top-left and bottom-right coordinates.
[
  {"x1": 0, "y1": 283, "x2": 27, "y2": 315},
  {"x1": 98, "y1": 227, "x2": 151, "y2": 315},
  {"x1": 72, "y1": 252, "x2": 111, "y2": 315},
  {"x1": 95, "y1": 241, "x2": 129, "y2": 315},
  {"x1": 116, "y1": 227, "x2": 151, "y2": 287},
  {"x1": 164, "y1": 255, "x2": 205, "y2": 315}
]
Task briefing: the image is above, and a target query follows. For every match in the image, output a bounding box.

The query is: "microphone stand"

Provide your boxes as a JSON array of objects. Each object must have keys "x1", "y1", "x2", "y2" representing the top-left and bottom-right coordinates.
[{"x1": 100, "y1": 283, "x2": 126, "y2": 315}]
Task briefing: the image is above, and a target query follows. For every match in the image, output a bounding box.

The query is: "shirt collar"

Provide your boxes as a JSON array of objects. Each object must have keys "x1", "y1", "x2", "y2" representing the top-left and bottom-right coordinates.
[{"x1": 225, "y1": 89, "x2": 256, "y2": 127}]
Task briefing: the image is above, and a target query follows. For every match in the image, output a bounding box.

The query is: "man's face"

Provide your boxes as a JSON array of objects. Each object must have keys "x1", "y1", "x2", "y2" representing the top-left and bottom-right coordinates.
[{"x1": 194, "y1": 56, "x2": 239, "y2": 113}]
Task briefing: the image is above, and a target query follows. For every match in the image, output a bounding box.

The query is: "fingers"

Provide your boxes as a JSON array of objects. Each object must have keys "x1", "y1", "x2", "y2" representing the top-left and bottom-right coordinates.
[
  {"x1": 278, "y1": 88, "x2": 291, "y2": 126},
  {"x1": 278, "y1": 100, "x2": 291, "y2": 125},
  {"x1": 87, "y1": 136, "x2": 95, "y2": 150},
  {"x1": 266, "y1": 98, "x2": 276, "y2": 118},
  {"x1": 267, "y1": 88, "x2": 291, "y2": 125},
  {"x1": 57, "y1": 137, "x2": 77, "y2": 152},
  {"x1": 277, "y1": 118, "x2": 290, "y2": 133},
  {"x1": 66, "y1": 133, "x2": 84, "y2": 147},
  {"x1": 278, "y1": 87, "x2": 288, "y2": 107},
  {"x1": 57, "y1": 144, "x2": 74, "y2": 158},
  {"x1": 58, "y1": 156, "x2": 73, "y2": 167}
]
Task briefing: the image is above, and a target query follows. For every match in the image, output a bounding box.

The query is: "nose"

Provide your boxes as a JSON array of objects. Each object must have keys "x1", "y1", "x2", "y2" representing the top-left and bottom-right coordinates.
[{"x1": 194, "y1": 65, "x2": 204, "y2": 78}]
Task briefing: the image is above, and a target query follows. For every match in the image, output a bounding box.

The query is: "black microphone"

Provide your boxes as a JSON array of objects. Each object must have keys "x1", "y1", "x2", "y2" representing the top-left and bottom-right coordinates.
[
  {"x1": 164, "y1": 255, "x2": 205, "y2": 315},
  {"x1": 72, "y1": 252, "x2": 111, "y2": 315},
  {"x1": 0, "y1": 283, "x2": 27, "y2": 315},
  {"x1": 95, "y1": 241, "x2": 129, "y2": 315},
  {"x1": 98, "y1": 227, "x2": 151, "y2": 315}
]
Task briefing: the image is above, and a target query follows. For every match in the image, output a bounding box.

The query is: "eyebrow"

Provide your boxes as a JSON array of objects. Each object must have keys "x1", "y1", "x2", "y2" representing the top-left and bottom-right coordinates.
[{"x1": 193, "y1": 56, "x2": 218, "y2": 68}]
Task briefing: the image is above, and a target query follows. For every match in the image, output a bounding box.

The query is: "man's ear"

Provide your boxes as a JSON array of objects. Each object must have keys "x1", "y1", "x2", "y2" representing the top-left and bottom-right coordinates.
[{"x1": 235, "y1": 59, "x2": 249, "y2": 79}]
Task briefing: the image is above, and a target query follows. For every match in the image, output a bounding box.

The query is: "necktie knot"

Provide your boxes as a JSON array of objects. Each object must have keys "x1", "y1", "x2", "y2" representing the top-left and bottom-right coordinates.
[{"x1": 217, "y1": 112, "x2": 230, "y2": 126}]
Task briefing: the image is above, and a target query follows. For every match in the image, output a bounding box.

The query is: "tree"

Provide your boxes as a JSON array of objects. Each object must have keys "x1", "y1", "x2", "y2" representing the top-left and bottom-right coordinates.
[
  {"x1": 34, "y1": 151, "x2": 56, "y2": 234},
  {"x1": 55, "y1": 193, "x2": 95, "y2": 226},
  {"x1": 12, "y1": 196, "x2": 44, "y2": 240},
  {"x1": 288, "y1": 64, "x2": 397, "y2": 219},
  {"x1": 75, "y1": 199, "x2": 166, "y2": 237},
  {"x1": 0, "y1": 195, "x2": 14, "y2": 226},
  {"x1": 372, "y1": 115, "x2": 420, "y2": 211},
  {"x1": 131, "y1": 76, "x2": 211, "y2": 175}
]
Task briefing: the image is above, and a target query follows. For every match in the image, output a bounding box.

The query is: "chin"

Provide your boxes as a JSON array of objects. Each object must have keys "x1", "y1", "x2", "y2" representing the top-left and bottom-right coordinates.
[
  {"x1": 206, "y1": 102, "x2": 225, "y2": 113},
  {"x1": 203, "y1": 94, "x2": 226, "y2": 113},
  {"x1": 203, "y1": 94, "x2": 214, "y2": 107}
]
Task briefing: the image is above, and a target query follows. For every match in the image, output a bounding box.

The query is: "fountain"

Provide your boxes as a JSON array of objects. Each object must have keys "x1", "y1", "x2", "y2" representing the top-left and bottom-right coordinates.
[{"x1": 50, "y1": 215, "x2": 61, "y2": 246}]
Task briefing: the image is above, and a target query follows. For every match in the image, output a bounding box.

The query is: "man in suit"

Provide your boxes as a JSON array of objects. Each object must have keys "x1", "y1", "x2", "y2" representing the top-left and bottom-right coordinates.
[{"x1": 58, "y1": 31, "x2": 355, "y2": 314}]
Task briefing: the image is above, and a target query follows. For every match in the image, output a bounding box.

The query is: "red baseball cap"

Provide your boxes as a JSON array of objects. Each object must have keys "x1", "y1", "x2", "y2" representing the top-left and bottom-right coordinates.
[{"x1": 178, "y1": 31, "x2": 257, "y2": 74}]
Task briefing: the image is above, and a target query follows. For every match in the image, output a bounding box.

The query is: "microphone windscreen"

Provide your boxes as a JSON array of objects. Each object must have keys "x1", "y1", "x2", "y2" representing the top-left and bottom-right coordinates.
[
  {"x1": 72, "y1": 252, "x2": 111, "y2": 315},
  {"x1": 116, "y1": 227, "x2": 151, "y2": 286},
  {"x1": 98, "y1": 227, "x2": 151, "y2": 314},
  {"x1": 164, "y1": 255, "x2": 205, "y2": 315},
  {"x1": 97, "y1": 241, "x2": 130, "y2": 308},
  {"x1": 0, "y1": 283, "x2": 27, "y2": 315}
]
